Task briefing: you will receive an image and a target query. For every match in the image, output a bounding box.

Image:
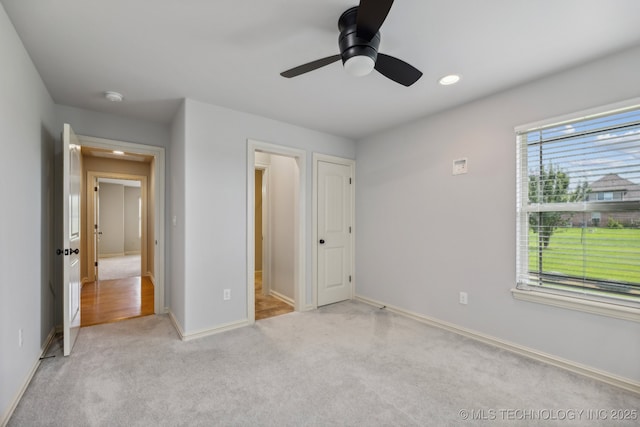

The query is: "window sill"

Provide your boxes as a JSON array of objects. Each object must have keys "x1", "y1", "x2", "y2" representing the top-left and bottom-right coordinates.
[{"x1": 511, "y1": 288, "x2": 640, "y2": 323}]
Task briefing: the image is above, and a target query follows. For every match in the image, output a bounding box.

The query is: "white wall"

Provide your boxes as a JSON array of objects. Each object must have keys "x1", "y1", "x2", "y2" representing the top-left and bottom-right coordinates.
[
  {"x1": 268, "y1": 154, "x2": 297, "y2": 300},
  {"x1": 0, "y1": 3, "x2": 56, "y2": 422},
  {"x1": 174, "y1": 99, "x2": 355, "y2": 334},
  {"x1": 355, "y1": 45, "x2": 640, "y2": 382}
]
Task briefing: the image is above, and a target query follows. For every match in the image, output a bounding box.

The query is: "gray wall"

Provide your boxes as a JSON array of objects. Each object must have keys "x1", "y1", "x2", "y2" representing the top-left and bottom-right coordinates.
[
  {"x1": 169, "y1": 101, "x2": 186, "y2": 328},
  {"x1": 355, "y1": 45, "x2": 640, "y2": 382},
  {"x1": 172, "y1": 99, "x2": 355, "y2": 333},
  {"x1": 98, "y1": 183, "x2": 141, "y2": 256},
  {"x1": 0, "y1": 3, "x2": 56, "y2": 420},
  {"x1": 55, "y1": 104, "x2": 171, "y2": 148},
  {"x1": 124, "y1": 186, "x2": 141, "y2": 254},
  {"x1": 266, "y1": 153, "x2": 297, "y2": 300},
  {"x1": 98, "y1": 183, "x2": 125, "y2": 256}
]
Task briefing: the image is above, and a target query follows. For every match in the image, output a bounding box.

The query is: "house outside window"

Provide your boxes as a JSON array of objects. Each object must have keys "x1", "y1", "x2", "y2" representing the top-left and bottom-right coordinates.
[{"x1": 515, "y1": 102, "x2": 640, "y2": 316}]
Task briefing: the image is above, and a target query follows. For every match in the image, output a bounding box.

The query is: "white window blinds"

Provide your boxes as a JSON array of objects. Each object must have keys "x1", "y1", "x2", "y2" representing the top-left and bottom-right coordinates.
[{"x1": 516, "y1": 106, "x2": 640, "y2": 301}]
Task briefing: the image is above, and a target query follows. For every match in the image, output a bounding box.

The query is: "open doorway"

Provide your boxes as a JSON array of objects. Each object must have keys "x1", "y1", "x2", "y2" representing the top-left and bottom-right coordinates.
[
  {"x1": 247, "y1": 140, "x2": 306, "y2": 323},
  {"x1": 95, "y1": 177, "x2": 143, "y2": 281},
  {"x1": 78, "y1": 143, "x2": 162, "y2": 326},
  {"x1": 254, "y1": 164, "x2": 294, "y2": 320}
]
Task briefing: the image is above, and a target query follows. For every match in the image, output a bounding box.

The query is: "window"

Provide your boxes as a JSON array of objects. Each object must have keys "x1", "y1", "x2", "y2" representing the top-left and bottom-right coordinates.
[{"x1": 516, "y1": 103, "x2": 640, "y2": 312}]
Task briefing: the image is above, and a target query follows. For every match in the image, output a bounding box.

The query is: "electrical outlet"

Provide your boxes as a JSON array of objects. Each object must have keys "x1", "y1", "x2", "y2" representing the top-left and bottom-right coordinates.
[
  {"x1": 459, "y1": 292, "x2": 468, "y2": 305},
  {"x1": 223, "y1": 289, "x2": 231, "y2": 300},
  {"x1": 18, "y1": 329, "x2": 23, "y2": 347}
]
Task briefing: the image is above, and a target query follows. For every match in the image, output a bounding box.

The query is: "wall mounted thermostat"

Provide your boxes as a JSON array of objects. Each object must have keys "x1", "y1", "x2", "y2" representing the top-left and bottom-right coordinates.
[{"x1": 452, "y1": 158, "x2": 468, "y2": 175}]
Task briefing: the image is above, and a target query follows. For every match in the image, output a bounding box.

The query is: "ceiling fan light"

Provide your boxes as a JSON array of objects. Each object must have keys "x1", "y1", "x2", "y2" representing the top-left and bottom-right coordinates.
[{"x1": 344, "y1": 55, "x2": 375, "y2": 77}]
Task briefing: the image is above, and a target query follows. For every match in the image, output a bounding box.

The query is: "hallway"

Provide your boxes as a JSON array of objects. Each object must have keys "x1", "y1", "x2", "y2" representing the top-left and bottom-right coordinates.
[
  {"x1": 254, "y1": 272, "x2": 293, "y2": 320},
  {"x1": 81, "y1": 276, "x2": 154, "y2": 326}
]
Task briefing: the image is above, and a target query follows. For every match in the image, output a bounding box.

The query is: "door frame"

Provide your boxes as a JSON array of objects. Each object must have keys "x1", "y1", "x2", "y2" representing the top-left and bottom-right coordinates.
[
  {"x1": 312, "y1": 153, "x2": 356, "y2": 308},
  {"x1": 254, "y1": 164, "x2": 270, "y2": 296},
  {"x1": 86, "y1": 172, "x2": 148, "y2": 282},
  {"x1": 78, "y1": 135, "x2": 166, "y2": 314},
  {"x1": 247, "y1": 139, "x2": 306, "y2": 323}
]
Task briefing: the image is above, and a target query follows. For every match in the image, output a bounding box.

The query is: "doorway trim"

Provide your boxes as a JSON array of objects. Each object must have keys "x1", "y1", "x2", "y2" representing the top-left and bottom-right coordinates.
[
  {"x1": 312, "y1": 153, "x2": 356, "y2": 308},
  {"x1": 247, "y1": 139, "x2": 306, "y2": 323},
  {"x1": 254, "y1": 164, "x2": 271, "y2": 297},
  {"x1": 78, "y1": 135, "x2": 166, "y2": 314}
]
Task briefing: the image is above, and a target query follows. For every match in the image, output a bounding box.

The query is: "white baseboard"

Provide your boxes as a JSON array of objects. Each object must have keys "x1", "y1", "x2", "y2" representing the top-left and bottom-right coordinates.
[
  {"x1": 124, "y1": 251, "x2": 141, "y2": 256},
  {"x1": 270, "y1": 290, "x2": 294, "y2": 307},
  {"x1": 355, "y1": 295, "x2": 640, "y2": 395},
  {"x1": 168, "y1": 310, "x2": 249, "y2": 342},
  {"x1": 1, "y1": 327, "x2": 57, "y2": 427}
]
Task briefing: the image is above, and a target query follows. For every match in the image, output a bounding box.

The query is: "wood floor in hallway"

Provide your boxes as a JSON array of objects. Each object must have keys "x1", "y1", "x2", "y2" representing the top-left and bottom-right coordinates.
[
  {"x1": 81, "y1": 276, "x2": 154, "y2": 327},
  {"x1": 82, "y1": 273, "x2": 289, "y2": 326},
  {"x1": 255, "y1": 272, "x2": 294, "y2": 320}
]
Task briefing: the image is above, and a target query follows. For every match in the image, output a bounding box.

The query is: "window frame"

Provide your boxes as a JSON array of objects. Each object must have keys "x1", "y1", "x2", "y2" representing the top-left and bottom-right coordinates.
[{"x1": 513, "y1": 98, "x2": 640, "y2": 322}]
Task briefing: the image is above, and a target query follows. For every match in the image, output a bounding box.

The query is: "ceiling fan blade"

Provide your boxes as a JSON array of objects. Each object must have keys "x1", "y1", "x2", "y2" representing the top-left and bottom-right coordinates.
[
  {"x1": 374, "y1": 53, "x2": 423, "y2": 87},
  {"x1": 280, "y1": 55, "x2": 341, "y2": 78},
  {"x1": 356, "y1": 0, "x2": 394, "y2": 40}
]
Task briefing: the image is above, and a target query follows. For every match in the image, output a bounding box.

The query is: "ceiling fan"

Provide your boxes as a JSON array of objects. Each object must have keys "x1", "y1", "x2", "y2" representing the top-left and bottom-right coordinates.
[{"x1": 280, "y1": 0, "x2": 422, "y2": 87}]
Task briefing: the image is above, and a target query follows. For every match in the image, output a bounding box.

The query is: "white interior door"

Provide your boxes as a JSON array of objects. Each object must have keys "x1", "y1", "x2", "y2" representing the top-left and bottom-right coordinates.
[
  {"x1": 62, "y1": 124, "x2": 82, "y2": 356},
  {"x1": 317, "y1": 161, "x2": 352, "y2": 306}
]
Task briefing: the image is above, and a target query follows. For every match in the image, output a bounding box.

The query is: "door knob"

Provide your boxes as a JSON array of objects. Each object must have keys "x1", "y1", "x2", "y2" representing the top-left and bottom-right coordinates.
[{"x1": 319, "y1": 239, "x2": 325, "y2": 244}]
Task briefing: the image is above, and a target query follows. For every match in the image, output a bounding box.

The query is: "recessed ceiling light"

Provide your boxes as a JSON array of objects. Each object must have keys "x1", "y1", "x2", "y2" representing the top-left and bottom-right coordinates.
[
  {"x1": 112, "y1": 150, "x2": 125, "y2": 155},
  {"x1": 438, "y1": 74, "x2": 461, "y2": 86},
  {"x1": 104, "y1": 91, "x2": 124, "y2": 102}
]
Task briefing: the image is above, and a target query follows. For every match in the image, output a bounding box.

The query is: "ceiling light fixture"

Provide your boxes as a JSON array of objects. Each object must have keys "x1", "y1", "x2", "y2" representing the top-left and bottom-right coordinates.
[
  {"x1": 104, "y1": 91, "x2": 124, "y2": 102},
  {"x1": 112, "y1": 150, "x2": 125, "y2": 155},
  {"x1": 343, "y1": 54, "x2": 376, "y2": 77},
  {"x1": 438, "y1": 74, "x2": 461, "y2": 85}
]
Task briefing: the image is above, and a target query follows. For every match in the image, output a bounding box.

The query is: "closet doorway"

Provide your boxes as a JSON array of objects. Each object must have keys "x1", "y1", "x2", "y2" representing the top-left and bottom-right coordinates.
[
  {"x1": 254, "y1": 166, "x2": 294, "y2": 320},
  {"x1": 247, "y1": 140, "x2": 306, "y2": 323}
]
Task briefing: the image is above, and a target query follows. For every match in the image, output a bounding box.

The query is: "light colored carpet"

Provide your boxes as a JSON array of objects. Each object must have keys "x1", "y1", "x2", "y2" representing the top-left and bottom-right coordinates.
[
  {"x1": 9, "y1": 301, "x2": 639, "y2": 426},
  {"x1": 98, "y1": 255, "x2": 141, "y2": 281}
]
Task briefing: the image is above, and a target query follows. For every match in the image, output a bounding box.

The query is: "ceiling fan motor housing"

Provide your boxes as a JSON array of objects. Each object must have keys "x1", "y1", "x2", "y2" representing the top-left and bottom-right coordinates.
[{"x1": 338, "y1": 7, "x2": 380, "y2": 65}]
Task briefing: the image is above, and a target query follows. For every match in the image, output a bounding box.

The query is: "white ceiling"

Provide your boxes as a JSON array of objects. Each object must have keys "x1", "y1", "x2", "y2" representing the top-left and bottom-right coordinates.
[{"x1": 3, "y1": 0, "x2": 640, "y2": 139}]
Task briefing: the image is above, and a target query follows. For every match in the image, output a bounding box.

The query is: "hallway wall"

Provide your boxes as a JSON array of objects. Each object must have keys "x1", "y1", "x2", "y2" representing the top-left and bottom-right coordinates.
[{"x1": 0, "y1": 3, "x2": 57, "y2": 421}]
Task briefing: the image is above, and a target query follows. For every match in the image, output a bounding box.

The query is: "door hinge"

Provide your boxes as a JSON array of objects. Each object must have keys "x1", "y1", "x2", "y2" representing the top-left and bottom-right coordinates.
[
  {"x1": 349, "y1": 226, "x2": 352, "y2": 234},
  {"x1": 94, "y1": 224, "x2": 98, "y2": 229},
  {"x1": 349, "y1": 178, "x2": 352, "y2": 184},
  {"x1": 95, "y1": 261, "x2": 98, "y2": 267},
  {"x1": 349, "y1": 275, "x2": 352, "y2": 283},
  {"x1": 94, "y1": 186, "x2": 98, "y2": 191}
]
